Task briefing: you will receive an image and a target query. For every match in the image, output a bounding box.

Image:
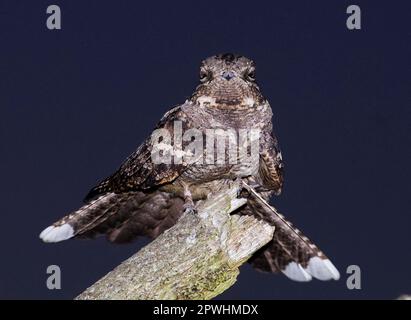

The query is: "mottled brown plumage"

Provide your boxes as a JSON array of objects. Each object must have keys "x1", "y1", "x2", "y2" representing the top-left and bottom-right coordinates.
[{"x1": 40, "y1": 54, "x2": 339, "y2": 282}]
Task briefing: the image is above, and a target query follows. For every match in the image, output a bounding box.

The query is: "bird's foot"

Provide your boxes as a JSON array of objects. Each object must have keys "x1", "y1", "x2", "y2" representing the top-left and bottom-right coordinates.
[
  {"x1": 183, "y1": 183, "x2": 197, "y2": 214},
  {"x1": 231, "y1": 177, "x2": 244, "y2": 196},
  {"x1": 243, "y1": 181, "x2": 268, "y2": 193},
  {"x1": 183, "y1": 202, "x2": 197, "y2": 215}
]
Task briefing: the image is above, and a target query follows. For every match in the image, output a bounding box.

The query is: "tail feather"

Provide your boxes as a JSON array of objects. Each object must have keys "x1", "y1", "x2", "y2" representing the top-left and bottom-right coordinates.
[
  {"x1": 39, "y1": 224, "x2": 74, "y2": 243},
  {"x1": 242, "y1": 182, "x2": 340, "y2": 282},
  {"x1": 39, "y1": 190, "x2": 184, "y2": 244},
  {"x1": 39, "y1": 192, "x2": 121, "y2": 243}
]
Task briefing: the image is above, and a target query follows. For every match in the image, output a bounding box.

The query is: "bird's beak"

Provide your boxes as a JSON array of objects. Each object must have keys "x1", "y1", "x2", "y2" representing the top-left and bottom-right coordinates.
[{"x1": 221, "y1": 71, "x2": 235, "y2": 81}]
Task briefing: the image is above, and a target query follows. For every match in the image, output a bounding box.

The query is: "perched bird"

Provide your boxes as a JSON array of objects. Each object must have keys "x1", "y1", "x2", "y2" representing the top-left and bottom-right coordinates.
[{"x1": 40, "y1": 53, "x2": 339, "y2": 282}]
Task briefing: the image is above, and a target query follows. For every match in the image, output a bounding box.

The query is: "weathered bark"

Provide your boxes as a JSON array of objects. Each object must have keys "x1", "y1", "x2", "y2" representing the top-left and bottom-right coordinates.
[{"x1": 76, "y1": 183, "x2": 274, "y2": 300}]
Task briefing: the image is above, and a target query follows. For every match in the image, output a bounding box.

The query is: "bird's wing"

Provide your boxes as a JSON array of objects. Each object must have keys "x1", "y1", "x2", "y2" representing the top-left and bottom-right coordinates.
[
  {"x1": 258, "y1": 130, "x2": 284, "y2": 194},
  {"x1": 84, "y1": 104, "x2": 190, "y2": 202},
  {"x1": 40, "y1": 104, "x2": 191, "y2": 243}
]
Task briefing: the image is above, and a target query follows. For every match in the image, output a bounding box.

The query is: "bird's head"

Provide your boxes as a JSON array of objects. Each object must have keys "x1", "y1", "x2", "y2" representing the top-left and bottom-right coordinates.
[{"x1": 191, "y1": 53, "x2": 265, "y2": 108}]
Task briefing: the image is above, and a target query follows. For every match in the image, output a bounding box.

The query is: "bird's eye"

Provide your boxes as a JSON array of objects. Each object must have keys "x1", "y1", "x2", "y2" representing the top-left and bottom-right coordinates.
[
  {"x1": 199, "y1": 70, "x2": 210, "y2": 82},
  {"x1": 246, "y1": 69, "x2": 256, "y2": 81}
]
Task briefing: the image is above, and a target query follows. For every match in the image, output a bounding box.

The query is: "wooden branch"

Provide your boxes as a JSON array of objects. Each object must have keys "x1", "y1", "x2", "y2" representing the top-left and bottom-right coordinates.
[{"x1": 76, "y1": 183, "x2": 275, "y2": 300}]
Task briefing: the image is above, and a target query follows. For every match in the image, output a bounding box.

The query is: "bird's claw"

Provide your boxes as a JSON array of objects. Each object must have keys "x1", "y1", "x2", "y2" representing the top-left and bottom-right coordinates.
[
  {"x1": 183, "y1": 203, "x2": 197, "y2": 215},
  {"x1": 231, "y1": 177, "x2": 244, "y2": 196}
]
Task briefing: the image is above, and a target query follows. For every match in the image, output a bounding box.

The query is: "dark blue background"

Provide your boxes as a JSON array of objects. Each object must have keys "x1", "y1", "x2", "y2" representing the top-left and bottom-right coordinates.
[{"x1": 0, "y1": 0, "x2": 410, "y2": 299}]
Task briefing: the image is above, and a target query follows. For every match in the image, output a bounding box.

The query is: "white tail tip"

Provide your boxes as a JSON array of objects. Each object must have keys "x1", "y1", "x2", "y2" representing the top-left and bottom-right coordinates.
[
  {"x1": 306, "y1": 257, "x2": 340, "y2": 281},
  {"x1": 282, "y1": 257, "x2": 340, "y2": 282},
  {"x1": 40, "y1": 224, "x2": 74, "y2": 243},
  {"x1": 282, "y1": 262, "x2": 313, "y2": 282}
]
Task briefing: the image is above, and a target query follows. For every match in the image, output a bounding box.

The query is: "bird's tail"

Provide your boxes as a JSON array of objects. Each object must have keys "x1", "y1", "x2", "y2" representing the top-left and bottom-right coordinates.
[
  {"x1": 39, "y1": 190, "x2": 185, "y2": 243},
  {"x1": 39, "y1": 193, "x2": 120, "y2": 243},
  {"x1": 243, "y1": 183, "x2": 340, "y2": 282}
]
